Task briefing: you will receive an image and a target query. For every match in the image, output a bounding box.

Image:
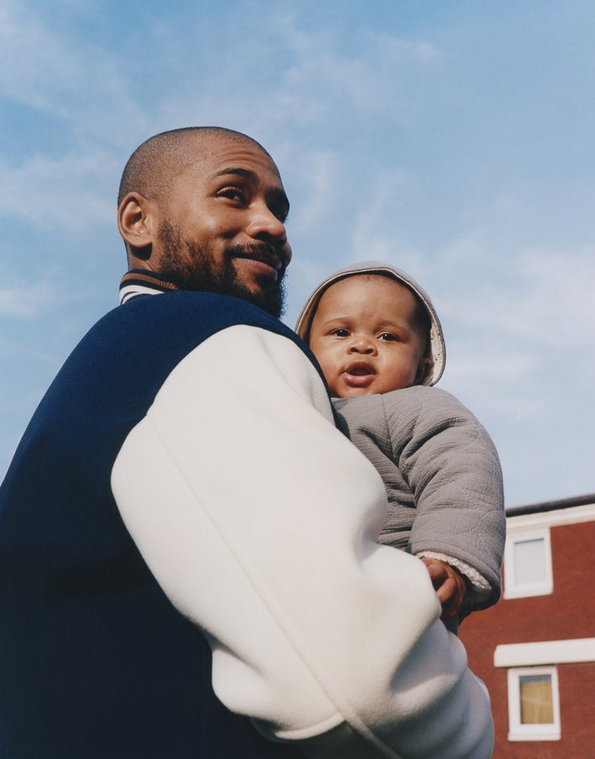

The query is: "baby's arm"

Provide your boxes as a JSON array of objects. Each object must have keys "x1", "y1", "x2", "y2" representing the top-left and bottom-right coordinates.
[{"x1": 383, "y1": 386, "x2": 506, "y2": 613}]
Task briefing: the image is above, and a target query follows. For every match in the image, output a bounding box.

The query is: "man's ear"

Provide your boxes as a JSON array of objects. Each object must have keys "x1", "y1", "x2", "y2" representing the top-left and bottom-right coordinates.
[{"x1": 118, "y1": 192, "x2": 158, "y2": 251}]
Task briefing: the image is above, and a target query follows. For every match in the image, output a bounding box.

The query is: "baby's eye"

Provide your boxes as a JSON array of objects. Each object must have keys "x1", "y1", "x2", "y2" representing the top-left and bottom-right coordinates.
[
  {"x1": 331, "y1": 329, "x2": 350, "y2": 337},
  {"x1": 378, "y1": 332, "x2": 398, "y2": 342}
]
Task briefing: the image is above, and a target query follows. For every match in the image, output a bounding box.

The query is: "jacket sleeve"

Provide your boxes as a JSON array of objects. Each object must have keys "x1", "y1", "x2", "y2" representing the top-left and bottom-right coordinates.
[
  {"x1": 381, "y1": 386, "x2": 506, "y2": 610},
  {"x1": 111, "y1": 325, "x2": 494, "y2": 759}
]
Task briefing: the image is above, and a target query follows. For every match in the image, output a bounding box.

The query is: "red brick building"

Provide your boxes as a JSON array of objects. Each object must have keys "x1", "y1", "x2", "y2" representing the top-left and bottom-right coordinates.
[{"x1": 460, "y1": 493, "x2": 595, "y2": 758}]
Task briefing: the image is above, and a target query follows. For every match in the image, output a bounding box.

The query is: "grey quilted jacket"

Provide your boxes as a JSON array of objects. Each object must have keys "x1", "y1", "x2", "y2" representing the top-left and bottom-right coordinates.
[{"x1": 333, "y1": 385, "x2": 506, "y2": 611}]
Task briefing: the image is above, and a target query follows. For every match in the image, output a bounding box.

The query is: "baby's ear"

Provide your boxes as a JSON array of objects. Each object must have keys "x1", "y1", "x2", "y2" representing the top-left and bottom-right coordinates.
[{"x1": 415, "y1": 357, "x2": 433, "y2": 385}]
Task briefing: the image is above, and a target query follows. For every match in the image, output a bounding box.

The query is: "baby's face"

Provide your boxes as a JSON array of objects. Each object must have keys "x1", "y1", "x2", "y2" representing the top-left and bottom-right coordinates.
[{"x1": 308, "y1": 275, "x2": 430, "y2": 398}]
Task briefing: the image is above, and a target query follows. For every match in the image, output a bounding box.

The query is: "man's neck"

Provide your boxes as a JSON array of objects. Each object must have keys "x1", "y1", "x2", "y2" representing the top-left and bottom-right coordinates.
[{"x1": 119, "y1": 270, "x2": 180, "y2": 305}]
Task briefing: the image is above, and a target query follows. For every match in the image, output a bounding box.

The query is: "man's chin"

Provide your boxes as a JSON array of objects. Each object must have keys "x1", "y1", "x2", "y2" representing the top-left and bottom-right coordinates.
[
  {"x1": 239, "y1": 282, "x2": 285, "y2": 319},
  {"x1": 230, "y1": 265, "x2": 286, "y2": 318}
]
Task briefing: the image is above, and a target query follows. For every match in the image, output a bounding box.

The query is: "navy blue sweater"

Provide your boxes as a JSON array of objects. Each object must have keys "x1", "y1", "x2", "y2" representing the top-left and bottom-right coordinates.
[{"x1": 0, "y1": 291, "x2": 308, "y2": 759}]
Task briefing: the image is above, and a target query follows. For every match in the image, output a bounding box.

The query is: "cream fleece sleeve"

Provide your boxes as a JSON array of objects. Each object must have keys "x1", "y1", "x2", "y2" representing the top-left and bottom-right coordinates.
[{"x1": 111, "y1": 325, "x2": 493, "y2": 759}]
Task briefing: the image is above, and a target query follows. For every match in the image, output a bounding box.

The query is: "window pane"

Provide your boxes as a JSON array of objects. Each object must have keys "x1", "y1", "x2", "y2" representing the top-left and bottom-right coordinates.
[
  {"x1": 519, "y1": 674, "x2": 554, "y2": 724},
  {"x1": 514, "y1": 538, "x2": 546, "y2": 585}
]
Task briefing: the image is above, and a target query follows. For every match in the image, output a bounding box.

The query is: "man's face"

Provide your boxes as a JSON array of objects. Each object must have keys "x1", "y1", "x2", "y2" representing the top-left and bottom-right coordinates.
[
  {"x1": 152, "y1": 138, "x2": 292, "y2": 317},
  {"x1": 308, "y1": 275, "x2": 430, "y2": 398}
]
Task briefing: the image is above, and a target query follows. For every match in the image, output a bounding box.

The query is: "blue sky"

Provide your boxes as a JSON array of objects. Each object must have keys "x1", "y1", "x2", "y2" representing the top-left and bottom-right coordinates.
[{"x1": 1, "y1": 0, "x2": 594, "y2": 507}]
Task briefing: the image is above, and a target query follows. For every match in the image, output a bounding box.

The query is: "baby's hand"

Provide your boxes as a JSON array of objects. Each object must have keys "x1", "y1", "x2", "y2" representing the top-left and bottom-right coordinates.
[{"x1": 420, "y1": 557, "x2": 467, "y2": 621}]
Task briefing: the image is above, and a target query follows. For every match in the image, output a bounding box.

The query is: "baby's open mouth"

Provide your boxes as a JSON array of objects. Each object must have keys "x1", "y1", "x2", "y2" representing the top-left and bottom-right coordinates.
[
  {"x1": 345, "y1": 361, "x2": 375, "y2": 376},
  {"x1": 341, "y1": 362, "x2": 377, "y2": 388}
]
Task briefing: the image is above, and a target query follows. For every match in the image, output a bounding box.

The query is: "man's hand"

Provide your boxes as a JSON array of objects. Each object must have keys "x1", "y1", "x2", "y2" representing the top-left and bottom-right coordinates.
[{"x1": 420, "y1": 557, "x2": 467, "y2": 621}]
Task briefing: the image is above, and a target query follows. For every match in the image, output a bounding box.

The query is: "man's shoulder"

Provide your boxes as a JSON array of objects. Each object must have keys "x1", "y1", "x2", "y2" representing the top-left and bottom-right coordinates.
[
  {"x1": 94, "y1": 291, "x2": 300, "y2": 349},
  {"x1": 31, "y1": 292, "x2": 316, "y2": 444},
  {"x1": 116, "y1": 290, "x2": 283, "y2": 327},
  {"x1": 65, "y1": 291, "x2": 320, "y2": 399}
]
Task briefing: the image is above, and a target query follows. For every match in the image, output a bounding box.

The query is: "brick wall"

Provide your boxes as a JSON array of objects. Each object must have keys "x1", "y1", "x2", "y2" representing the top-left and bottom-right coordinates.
[{"x1": 459, "y1": 510, "x2": 595, "y2": 758}]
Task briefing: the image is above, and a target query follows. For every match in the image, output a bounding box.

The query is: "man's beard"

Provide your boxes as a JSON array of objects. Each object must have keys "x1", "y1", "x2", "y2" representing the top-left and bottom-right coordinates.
[{"x1": 156, "y1": 220, "x2": 287, "y2": 318}]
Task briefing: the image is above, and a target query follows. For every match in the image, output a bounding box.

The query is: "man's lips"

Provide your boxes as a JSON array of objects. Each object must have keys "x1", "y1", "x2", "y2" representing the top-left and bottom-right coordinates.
[
  {"x1": 342, "y1": 361, "x2": 376, "y2": 387},
  {"x1": 233, "y1": 247, "x2": 284, "y2": 280}
]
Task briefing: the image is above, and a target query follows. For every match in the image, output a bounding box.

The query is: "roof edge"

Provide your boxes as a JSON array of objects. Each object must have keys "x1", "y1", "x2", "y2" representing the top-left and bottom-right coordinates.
[{"x1": 506, "y1": 492, "x2": 595, "y2": 518}]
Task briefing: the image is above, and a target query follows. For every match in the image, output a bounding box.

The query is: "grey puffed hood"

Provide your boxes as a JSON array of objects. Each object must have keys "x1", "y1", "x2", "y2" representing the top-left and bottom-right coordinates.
[{"x1": 295, "y1": 261, "x2": 446, "y2": 386}]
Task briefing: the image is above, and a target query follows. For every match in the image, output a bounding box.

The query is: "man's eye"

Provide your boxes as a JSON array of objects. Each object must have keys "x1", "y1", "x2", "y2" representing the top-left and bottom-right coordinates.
[
  {"x1": 219, "y1": 188, "x2": 247, "y2": 203},
  {"x1": 270, "y1": 205, "x2": 289, "y2": 223},
  {"x1": 378, "y1": 332, "x2": 398, "y2": 341}
]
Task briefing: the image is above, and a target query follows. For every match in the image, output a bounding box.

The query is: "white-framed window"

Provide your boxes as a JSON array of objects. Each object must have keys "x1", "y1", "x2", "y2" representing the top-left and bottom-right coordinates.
[
  {"x1": 507, "y1": 666, "x2": 560, "y2": 741},
  {"x1": 504, "y1": 527, "x2": 553, "y2": 599}
]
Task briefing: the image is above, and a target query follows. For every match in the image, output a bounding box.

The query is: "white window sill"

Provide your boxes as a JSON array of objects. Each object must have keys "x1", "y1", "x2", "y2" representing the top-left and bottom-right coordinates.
[{"x1": 508, "y1": 731, "x2": 560, "y2": 742}]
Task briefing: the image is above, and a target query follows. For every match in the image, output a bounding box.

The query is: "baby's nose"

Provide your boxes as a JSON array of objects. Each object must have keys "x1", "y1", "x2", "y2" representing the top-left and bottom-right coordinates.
[{"x1": 349, "y1": 337, "x2": 375, "y2": 354}]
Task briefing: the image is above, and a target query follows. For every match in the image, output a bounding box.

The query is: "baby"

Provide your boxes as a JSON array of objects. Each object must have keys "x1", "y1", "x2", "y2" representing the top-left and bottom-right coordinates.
[{"x1": 296, "y1": 262, "x2": 506, "y2": 629}]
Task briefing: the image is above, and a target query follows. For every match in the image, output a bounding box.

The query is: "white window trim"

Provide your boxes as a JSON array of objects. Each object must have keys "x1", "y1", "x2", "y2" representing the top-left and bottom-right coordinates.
[
  {"x1": 507, "y1": 502, "x2": 595, "y2": 531},
  {"x1": 507, "y1": 666, "x2": 560, "y2": 742},
  {"x1": 503, "y1": 527, "x2": 553, "y2": 599},
  {"x1": 495, "y1": 637, "x2": 595, "y2": 668}
]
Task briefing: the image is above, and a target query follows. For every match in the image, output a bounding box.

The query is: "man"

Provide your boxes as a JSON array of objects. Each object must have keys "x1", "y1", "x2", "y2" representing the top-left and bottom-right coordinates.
[{"x1": 0, "y1": 127, "x2": 494, "y2": 758}]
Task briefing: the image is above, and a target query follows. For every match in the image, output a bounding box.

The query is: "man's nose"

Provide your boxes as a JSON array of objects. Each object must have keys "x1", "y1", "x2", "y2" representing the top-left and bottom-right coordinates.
[{"x1": 245, "y1": 204, "x2": 288, "y2": 245}]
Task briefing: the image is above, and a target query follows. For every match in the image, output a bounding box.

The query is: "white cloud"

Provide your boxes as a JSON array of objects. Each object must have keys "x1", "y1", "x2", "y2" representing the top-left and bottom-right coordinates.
[
  {"x1": 288, "y1": 150, "x2": 342, "y2": 232},
  {"x1": 279, "y1": 22, "x2": 442, "y2": 118},
  {"x1": 154, "y1": 7, "x2": 443, "y2": 151},
  {"x1": 434, "y1": 240, "x2": 595, "y2": 350},
  {"x1": 0, "y1": 152, "x2": 116, "y2": 231},
  {"x1": 0, "y1": 278, "x2": 57, "y2": 318},
  {"x1": 349, "y1": 169, "x2": 418, "y2": 260},
  {"x1": 0, "y1": 0, "x2": 80, "y2": 111},
  {"x1": 0, "y1": 0, "x2": 146, "y2": 145},
  {"x1": 509, "y1": 245, "x2": 595, "y2": 345},
  {"x1": 445, "y1": 348, "x2": 536, "y2": 386}
]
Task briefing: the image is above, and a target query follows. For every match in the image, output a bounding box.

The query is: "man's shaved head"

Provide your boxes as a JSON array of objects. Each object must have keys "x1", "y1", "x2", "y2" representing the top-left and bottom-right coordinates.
[{"x1": 117, "y1": 127, "x2": 271, "y2": 207}]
